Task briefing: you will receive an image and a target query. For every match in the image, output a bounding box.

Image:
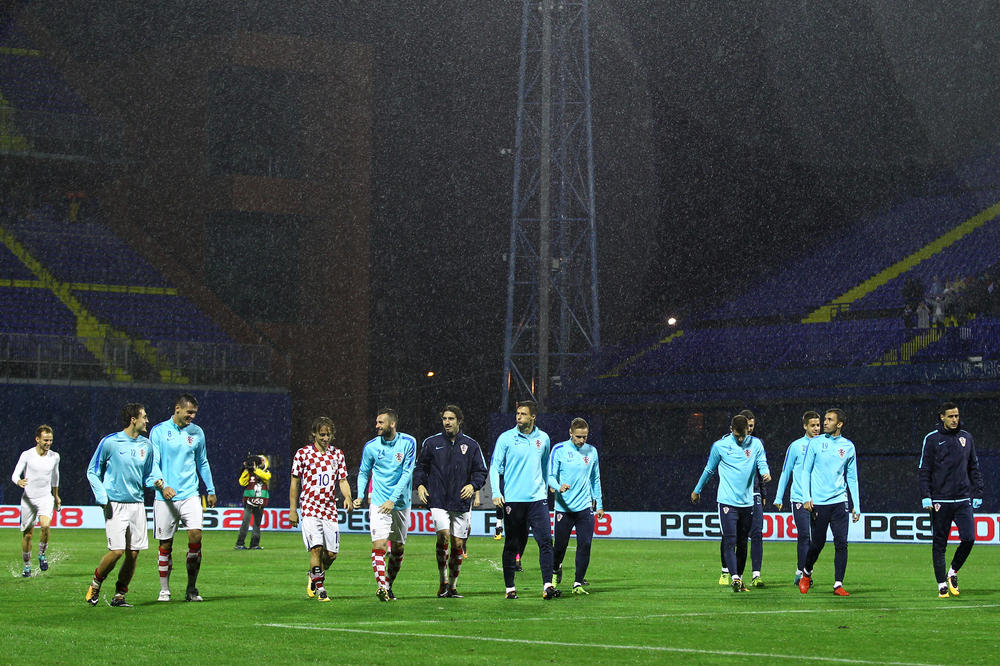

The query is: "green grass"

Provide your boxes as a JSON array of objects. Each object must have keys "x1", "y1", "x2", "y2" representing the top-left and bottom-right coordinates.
[{"x1": 3, "y1": 530, "x2": 997, "y2": 664}]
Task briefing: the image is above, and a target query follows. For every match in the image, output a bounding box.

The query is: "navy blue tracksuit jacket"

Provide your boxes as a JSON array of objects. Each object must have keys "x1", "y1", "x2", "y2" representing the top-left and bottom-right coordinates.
[
  {"x1": 918, "y1": 425, "x2": 984, "y2": 501},
  {"x1": 413, "y1": 432, "x2": 488, "y2": 512}
]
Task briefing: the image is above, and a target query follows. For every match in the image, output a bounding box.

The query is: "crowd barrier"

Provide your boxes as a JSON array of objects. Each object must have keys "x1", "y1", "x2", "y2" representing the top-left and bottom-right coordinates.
[{"x1": 3, "y1": 506, "x2": 998, "y2": 544}]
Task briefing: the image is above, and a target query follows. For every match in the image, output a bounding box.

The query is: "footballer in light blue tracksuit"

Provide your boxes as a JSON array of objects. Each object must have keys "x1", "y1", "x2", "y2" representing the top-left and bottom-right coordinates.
[
  {"x1": 918, "y1": 402, "x2": 984, "y2": 597},
  {"x1": 490, "y1": 400, "x2": 558, "y2": 599},
  {"x1": 773, "y1": 410, "x2": 822, "y2": 584},
  {"x1": 84, "y1": 403, "x2": 163, "y2": 606},
  {"x1": 149, "y1": 393, "x2": 215, "y2": 602},
  {"x1": 692, "y1": 414, "x2": 770, "y2": 591},
  {"x1": 547, "y1": 418, "x2": 603, "y2": 593},
  {"x1": 355, "y1": 408, "x2": 417, "y2": 598},
  {"x1": 799, "y1": 408, "x2": 860, "y2": 596}
]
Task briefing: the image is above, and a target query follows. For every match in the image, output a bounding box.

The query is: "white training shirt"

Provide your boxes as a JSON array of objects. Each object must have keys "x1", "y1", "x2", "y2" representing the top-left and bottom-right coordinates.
[{"x1": 11, "y1": 448, "x2": 60, "y2": 501}]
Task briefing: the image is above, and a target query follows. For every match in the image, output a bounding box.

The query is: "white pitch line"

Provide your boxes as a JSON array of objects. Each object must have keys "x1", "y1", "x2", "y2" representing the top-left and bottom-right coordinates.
[
  {"x1": 258, "y1": 624, "x2": 943, "y2": 666},
  {"x1": 271, "y1": 602, "x2": 1000, "y2": 628}
]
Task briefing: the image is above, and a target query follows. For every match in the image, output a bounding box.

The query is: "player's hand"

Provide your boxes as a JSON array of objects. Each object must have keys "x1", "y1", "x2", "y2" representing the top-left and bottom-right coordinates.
[
  {"x1": 460, "y1": 484, "x2": 475, "y2": 500},
  {"x1": 761, "y1": 473, "x2": 771, "y2": 483},
  {"x1": 378, "y1": 500, "x2": 394, "y2": 515},
  {"x1": 596, "y1": 509, "x2": 605, "y2": 519},
  {"x1": 690, "y1": 491, "x2": 700, "y2": 504},
  {"x1": 417, "y1": 485, "x2": 429, "y2": 503},
  {"x1": 493, "y1": 495, "x2": 504, "y2": 508},
  {"x1": 803, "y1": 501, "x2": 813, "y2": 512},
  {"x1": 353, "y1": 498, "x2": 363, "y2": 510},
  {"x1": 921, "y1": 497, "x2": 933, "y2": 510},
  {"x1": 288, "y1": 510, "x2": 299, "y2": 527},
  {"x1": 343, "y1": 497, "x2": 354, "y2": 511},
  {"x1": 851, "y1": 511, "x2": 860, "y2": 523},
  {"x1": 54, "y1": 497, "x2": 61, "y2": 512},
  {"x1": 162, "y1": 486, "x2": 177, "y2": 500},
  {"x1": 102, "y1": 503, "x2": 113, "y2": 520},
  {"x1": 207, "y1": 494, "x2": 217, "y2": 508},
  {"x1": 773, "y1": 502, "x2": 782, "y2": 511},
  {"x1": 16, "y1": 479, "x2": 27, "y2": 488},
  {"x1": 559, "y1": 483, "x2": 570, "y2": 493},
  {"x1": 473, "y1": 493, "x2": 481, "y2": 508}
]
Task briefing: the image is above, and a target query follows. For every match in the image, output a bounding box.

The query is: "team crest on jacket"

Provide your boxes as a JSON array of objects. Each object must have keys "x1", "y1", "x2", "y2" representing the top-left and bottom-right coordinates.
[
  {"x1": 460, "y1": 444, "x2": 468, "y2": 455},
  {"x1": 722, "y1": 506, "x2": 730, "y2": 514},
  {"x1": 583, "y1": 455, "x2": 590, "y2": 464},
  {"x1": 556, "y1": 513, "x2": 563, "y2": 522},
  {"x1": 744, "y1": 449, "x2": 751, "y2": 458},
  {"x1": 395, "y1": 452, "x2": 404, "y2": 463},
  {"x1": 535, "y1": 439, "x2": 542, "y2": 449},
  {"x1": 187, "y1": 436, "x2": 194, "y2": 446},
  {"x1": 934, "y1": 503, "x2": 941, "y2": 511},
  {"x1": 794, "y1": 503, "x2": 802, "y2": 510},
  {"x1": 960, "y1": 437, "x2": 967, "y2": 447},
  {"x1": 838, "y1": 448, "x2": 845, "y2": 458}
]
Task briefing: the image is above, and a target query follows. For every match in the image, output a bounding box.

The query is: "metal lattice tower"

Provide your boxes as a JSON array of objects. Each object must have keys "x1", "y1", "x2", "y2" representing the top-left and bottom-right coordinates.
[{"x1": 502, "y1": 0, "x2": 600, "y2": 411}]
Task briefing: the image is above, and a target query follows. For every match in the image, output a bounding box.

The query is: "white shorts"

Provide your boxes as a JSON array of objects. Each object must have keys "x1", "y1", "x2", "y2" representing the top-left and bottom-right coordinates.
[
  {"x1": 369, "y1": 505, "x2": 409, "y2": 544},
  {"x1": 106, "y1": 502, "x2": 149, "y2": 551},
  {"x1": 430, "y1": 508, "x2": 471, "y2": 539},
  {"x1": 153, "y1": 496, "x2": 203, "y2": 540},
  {"x1": 19, "y1": 495, "x2": 54, "y2": 531},
  {"x1": 301, "y1": 516, "x2": 340, "y2": 553}
]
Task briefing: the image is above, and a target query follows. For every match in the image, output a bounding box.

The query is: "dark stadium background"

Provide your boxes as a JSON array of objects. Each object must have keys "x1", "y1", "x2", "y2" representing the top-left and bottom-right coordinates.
[{"x1": 2, "y1": 1, "x2": 999, "y2": 511}]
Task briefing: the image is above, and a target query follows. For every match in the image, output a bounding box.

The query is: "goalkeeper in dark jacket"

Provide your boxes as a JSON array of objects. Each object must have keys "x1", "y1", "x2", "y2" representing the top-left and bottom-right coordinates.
[
  {"x1": 414, "y1": 405, "x2": 487, "y2": 598},
  {"x1": 918, "y1": 402, "x2": 984, "y2": 598}
]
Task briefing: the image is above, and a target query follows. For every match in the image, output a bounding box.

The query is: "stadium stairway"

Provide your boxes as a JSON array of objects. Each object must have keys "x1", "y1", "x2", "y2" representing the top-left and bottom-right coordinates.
[
  {"x1": 869, "y1": 327, "x2": 942, "y2": 366},
  {"x1": 598, "y1": 329, "x2": 684, "y2": 379},
  {"x1": 0, "y1": 223, "x2": 188, "y2": 383},
  {"x1": 0, "y1": 90, "x2": 30, "y2": 152},
  {"x1": 802, "y1": 199, "x2": 1000, "y2": 323}
]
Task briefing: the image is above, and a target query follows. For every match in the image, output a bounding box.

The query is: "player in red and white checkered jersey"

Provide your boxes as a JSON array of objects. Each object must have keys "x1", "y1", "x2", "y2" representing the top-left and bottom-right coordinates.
[{"x1": 289, "y1": 417, "x2": 353, "y2": 602}]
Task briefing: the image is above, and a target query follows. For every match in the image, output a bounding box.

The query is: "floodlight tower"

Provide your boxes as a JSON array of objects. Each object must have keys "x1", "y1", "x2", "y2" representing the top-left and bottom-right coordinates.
[{"x1": 501, "y1": 0, "x2": 600, "y2": 411}]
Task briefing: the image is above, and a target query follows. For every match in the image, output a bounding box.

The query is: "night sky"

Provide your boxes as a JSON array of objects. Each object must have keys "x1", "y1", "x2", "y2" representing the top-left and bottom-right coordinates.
[{"x1": 25, "y1": 1, "x2": 1000, "y2": 429}]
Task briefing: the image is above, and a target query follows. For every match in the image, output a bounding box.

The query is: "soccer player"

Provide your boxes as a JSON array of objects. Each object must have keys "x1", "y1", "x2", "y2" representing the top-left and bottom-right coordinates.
[
  {"x1": 149, "y1": 393, "x2": 217, "y2": 602},
  {"x1": 548, "y1": 418, "x2": 604, "y2": 595},
  {"x1": 290, "y1": 417, "x2": 353, "y2": 602},
  {"x1": 11, "y1": 425, "x2": 61, "y2": 577},
  {"x1": 724, "y1": 409, "x2": 769, "y2": 587},
  {"x1": 84, "y1": 403, "x2": 162, "y2": 607},
  {"x1": 773, "y1": 411, "x2": 821, "y2": 586},
  {"x1": 692, "y1": 414, "x2": 770, "y2": 593},
  {"x1": 489, "y1": 400, "x2": 560, "y2": 600},
  {"x1": 353, "y1": 408, "x2": 416, "y2": 601},
  {"x1": 414, "y1": 404, "x2": 487, "y2": 598},
  {"x1": 918, "y1": 401, "x2": 984, "y2": 598},
  {"x1": 798, "y1": 408, "x2": 860, "y2": 596}
]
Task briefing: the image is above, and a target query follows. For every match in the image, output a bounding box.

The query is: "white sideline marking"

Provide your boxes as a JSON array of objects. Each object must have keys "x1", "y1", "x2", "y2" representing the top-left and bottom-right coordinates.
[
  {"x1": 263, "y1": 602, "x2": 1000, "y2": 628},
  {"x1": 259, "y1": 624, "x2": 942, "y2": 665}
]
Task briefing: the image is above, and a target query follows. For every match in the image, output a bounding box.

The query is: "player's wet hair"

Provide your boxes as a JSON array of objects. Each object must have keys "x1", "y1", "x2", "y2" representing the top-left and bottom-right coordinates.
[
  {"x1": 35, "y1": 424, "x2": 53, "y2": 438},
  {"x1": 516, "y1": 400, "x2": 538, "y2": 416},
  {"x1": 311, "y1": 416, "x2": 336, "y2": 437},
  {"x1": 442, "y1": 404, "x2": 464, "y2": 423},
  {"x1": 377, "y1": 407, "x2": 398, "y2": 424},
  {"x1": 177, "y1": 393, "x2": 198, "y2": 408},
  {"x1": 825, "y1": 408, "x2": 846, "y2": 426},
  {"x1": 938, "y1": 401, "x2": 959, "y2": 417},
  {"x1": 802, "y1": 410, "x2": 820, "y2": 425},
  {"x1": 570, "y1": 417, "x2": 589, "y2": 431},
  {"x1": 731, "y1": 414, "x2": 749, "y2": 436},
  {"x1": 121, "y1": 403, "x2": 146, "y2": 428}
]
